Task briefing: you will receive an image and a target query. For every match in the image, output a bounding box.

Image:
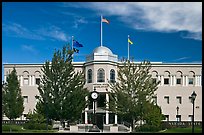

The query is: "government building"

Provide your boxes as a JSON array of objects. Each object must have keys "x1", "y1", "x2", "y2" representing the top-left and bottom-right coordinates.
[{"x1": 3, "y1": 45, "x2": 202, "y2": 130}]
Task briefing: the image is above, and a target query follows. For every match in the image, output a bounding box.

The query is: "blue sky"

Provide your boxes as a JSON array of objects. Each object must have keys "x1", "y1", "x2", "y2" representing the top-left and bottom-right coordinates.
[{"x1": 2, "y1": 2, "x2": 202, "y2": 80}]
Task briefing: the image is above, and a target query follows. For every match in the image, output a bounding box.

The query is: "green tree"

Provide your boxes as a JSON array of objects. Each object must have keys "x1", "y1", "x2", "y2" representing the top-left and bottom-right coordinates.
[
  {"x1": 2, "y1": 67, "x2": 24, "y2": 122},
  {"x1": 143, "y1": 102, "x2": 164, "y2": 128},
  {"x1": 108, "y1": 60, "x2": 161, "y2": 132},
  {"x1": 36, "y1": 45, "x2": 88, "y2": 124}
]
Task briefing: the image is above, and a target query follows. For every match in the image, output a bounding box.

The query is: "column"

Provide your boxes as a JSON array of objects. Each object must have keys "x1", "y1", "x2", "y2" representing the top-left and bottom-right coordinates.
[
  {"x1": 4, "y1": 75, "x2": 7, "y2": 83},
  {"x1": 29, "y1": 75, "x2": 32, "y2": 86},
  {"x1": 85, "y1": 96, "x2": 88, "y2": 124},
  {"x1": 198, "y1": 75, "x2": 201, "y2": 86},
  {"x1": 161, "y1": 75, "x2": 164, "y2": 86},
  {"x1": 20, "y1": 76, "x2": 23, "y2": 86},
  {"x1": 173, "y1": 75, "x2": 176, "y2": 86},
  {"x1": 115, "y1": 114, "x2": 118, "y2": 124},
  {"x1": 185, "y1": 76, "x2": 188, "y2": 86},
  {"x1": 32, "y1": 76, "x2": 35, "y2": 86},
  {"x1": 182, "y1": 75, "x2": 185, "y2": 86},
  {"x1": 195, "y1": 76, "x2": 198, "y2": 86},
  {"x1": 115, "y1": 96, "x2": 118, "y2": 124},
  {"x1": 158, "y1": 75, "x2": 161, "y2": 86},
  {"x1": 170, "y1": 75, "x2": 172, "y2": 86},
  {"x1": 106, "y1": 93, "x2": 109, "y2": 124}
]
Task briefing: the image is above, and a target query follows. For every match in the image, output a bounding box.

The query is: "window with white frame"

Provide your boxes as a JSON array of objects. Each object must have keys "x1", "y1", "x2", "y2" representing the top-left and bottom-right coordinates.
[
  {"x1": 164, "y1": 96, "x2": 169, "y2": 104},
  {"x1": 164, "y1": 78, "x2": 169, "y2": 85},
  {"x1": 188, "y1": 115, "x2": 193, "y2": 121},
  {"x1": 23, "y1": 78, "x2": 29, "y2": 85},
  {"x1": 87, "y1": 69, "x2": 92, "y2": 83},
  {"x1": 188, "y1": 78, "x2": 194, "y2": 85},
  {"x1": 176, "y1": 96, "x2": 182, "y2": 104},
  {"x1": 23, "y1": 96, "x2": 28, "y2": 103},
  {"x1": 36, "y1": 78, "x2": 40, "y2": 85},
  {"x1": 176, "y1": 115, "x2": 181, "y2": 121},
  {"x1": 176, "y1": 78, "x2": 181, "y2": 85},
  {"x1": 164, "y1": 115, "x2": 169, "y2": 121},
  {"x1": 110, "y1": 69, "x2": 115, "y2": 83},
  {"x1": 97, "y1": 68, "x2": 105, "y2": 82}
]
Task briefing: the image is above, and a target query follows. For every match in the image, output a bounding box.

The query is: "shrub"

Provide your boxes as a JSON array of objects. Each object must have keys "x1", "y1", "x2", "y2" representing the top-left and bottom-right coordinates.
[
  {"x1": 2, "y1": 124, "x2": 23, "y2": 131},
  {"x1": 23, "y1": 122, "x2": 52, "y2": 130},
  {"x1": 135, "y1": 124, "x2": 161, "y2": 132}
]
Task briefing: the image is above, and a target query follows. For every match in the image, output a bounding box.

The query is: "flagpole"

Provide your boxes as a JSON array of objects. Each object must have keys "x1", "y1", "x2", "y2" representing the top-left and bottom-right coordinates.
[
  {"x1": 101, "y1": 15, "x2": 103, "y2": 47},
  {"x1": 72, "y1": 36, "x2": 74, "y2": 62},
  {"x1": 128, "y1": 35, "x2": 130, "y2": 61}
]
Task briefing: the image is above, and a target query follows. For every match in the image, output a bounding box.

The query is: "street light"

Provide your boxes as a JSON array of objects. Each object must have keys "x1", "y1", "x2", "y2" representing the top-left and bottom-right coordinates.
[
  {"x1": 176, "y1": 106, "x2": 179, "y2": 127},
  {"x1": 191, "y1": 91, "x2": 197, "y2": 133},
  {"x1": 89, "y1": 88, "x2": 100, "y2": 132}
]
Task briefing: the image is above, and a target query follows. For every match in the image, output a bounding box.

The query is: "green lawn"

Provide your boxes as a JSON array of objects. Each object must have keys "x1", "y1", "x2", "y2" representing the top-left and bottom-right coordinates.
[{"x1": 161, "y1": 127, "x2": 202, "y2": 133}]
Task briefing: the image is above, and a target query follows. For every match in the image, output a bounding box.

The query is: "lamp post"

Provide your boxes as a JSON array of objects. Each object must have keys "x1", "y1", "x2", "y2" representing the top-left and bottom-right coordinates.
[
  {"x1": 191, "y1": 91, "x2": 197, "y2": 133},
  {"x1": 89, "y1": 88, "x2": 100, "y2": 132},
  {"x1": 176, "y1": 106, "x2": 179, "y2": 127}
]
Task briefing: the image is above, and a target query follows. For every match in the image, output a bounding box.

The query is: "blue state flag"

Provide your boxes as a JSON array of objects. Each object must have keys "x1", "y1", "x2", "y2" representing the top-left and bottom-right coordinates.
[{"x1": 73, "y1": 40, "x2": 83, "y2": 47}]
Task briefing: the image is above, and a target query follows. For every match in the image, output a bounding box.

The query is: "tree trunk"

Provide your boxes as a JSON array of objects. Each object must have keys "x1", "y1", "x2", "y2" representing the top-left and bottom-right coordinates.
[{"x1": 132, "y1": 116, "x2": 135, "y2": 132}]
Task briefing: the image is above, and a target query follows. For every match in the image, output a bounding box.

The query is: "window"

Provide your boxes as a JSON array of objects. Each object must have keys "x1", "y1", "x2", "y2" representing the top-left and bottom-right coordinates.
[
  {"x1": 35, "y1": 95, "x2": 39, "y2": 102},
  {"x1": 164, "y1": 78, "x2": 169, "y2": 85},
  {"x1": 23, "y1": 78, "x2": 29, "y2": 85},
  {"x1": 36, "y1": 78, "x2": 40, "y2": 85},
  {"x1": 87, "y1": 69, "x2": 92, "y2": 83},
  {"x1": 164, "y1": 115, "x2": 169, "y2": 121},
  {"x1": 188, "y1": 115, "x2": 193, "y2": 121},
  {"x1": 110, "y1": 69, "x2": 115, "y2": 83},
  {"x1": 176, "y1": 115, "x2": 181, "y2": 121},
  {"x1": 164, "y1": 96, "x2": 169, "y2": 104},
  {"x1": 97, "y1": 68, "x2": 105, "y2": 82},
  {"x1": 176, "y1": 96, "x2": 182, "y2": 104},
  {"x1": 188, "y1": 78, "x2": 194, "y2": 85},
  {"x1": 23, "y1": 96, "x2": 28, "y2": 103},
  {"x1": 176, "y1": 78, "x2": 181, "y2": 85}
]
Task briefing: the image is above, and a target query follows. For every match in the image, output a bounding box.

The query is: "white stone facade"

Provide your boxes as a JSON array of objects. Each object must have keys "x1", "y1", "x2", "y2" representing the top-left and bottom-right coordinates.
[{"x1": 3, "y1": 46, "x2": 202, "y2": 123}]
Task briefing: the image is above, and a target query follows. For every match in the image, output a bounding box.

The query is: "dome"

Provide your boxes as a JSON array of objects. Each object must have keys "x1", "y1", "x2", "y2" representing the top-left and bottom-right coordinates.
[{"x1": 93, "y1": 46, "x2": 113, "y2": 55}]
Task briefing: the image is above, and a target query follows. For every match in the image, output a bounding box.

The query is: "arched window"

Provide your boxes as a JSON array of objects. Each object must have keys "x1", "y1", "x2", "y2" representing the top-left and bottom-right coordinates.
[
  {"x1": 110, "y1": 69, "x2": 115, "y2": 83},
  {"x1": 176, "y1": 71, "x2": 183, "y2": 85},
  {"x1": 97, "y1": 68, "x2": 105, "y2": 82},
  {"x1": 189, "y1": 71, "x2": 195, "y2": 85},
  {"x1": 87, "y1": 69, "x2": 92, "y2": 83}
]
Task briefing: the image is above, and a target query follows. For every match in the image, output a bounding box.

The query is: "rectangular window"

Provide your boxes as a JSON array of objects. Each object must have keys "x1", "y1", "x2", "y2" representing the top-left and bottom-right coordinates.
[
  {"x1": 176, "y1": 115, "x2": 181, "y2": 121},
  {"x1": 188, "y1": 78, "x2": 194, "y2": 85},
  {"x1": 188, "y1": 115, "x2": 193, "y2": 121},
  {"x1": 176, "y1": 78, "x2": 181, "y2": 84},
  {"x1": 23, "y1": 96, "x2": 28, "y2": 103},
  {"x1": 164, "y1": 115, "x2": 169, "y2": 121},
  {"x1": 176, "y1": 96, "x2": 182, "y2": 104},
  {"x1": 164, "y1": 78, "x2": 169, "y2": 85},
  {"x1": 36, "y1": 78, "x2": 40, "y2": 85},
  {"x1": 23, "y1": 78, "x2": 29, "y2": 85},
  {"x1": 164, "y1": 96, "x2": 169, "y2": 104}
]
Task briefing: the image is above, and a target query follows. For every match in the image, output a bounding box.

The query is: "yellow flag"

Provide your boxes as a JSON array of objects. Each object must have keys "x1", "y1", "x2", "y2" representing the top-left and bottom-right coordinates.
[{"x1": 128, "y1": 38, "x2": 133, "y2": 45}]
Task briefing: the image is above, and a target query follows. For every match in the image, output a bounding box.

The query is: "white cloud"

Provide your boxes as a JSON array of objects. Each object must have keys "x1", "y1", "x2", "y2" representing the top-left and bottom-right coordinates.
[
  {"x1": 173, "y1": 57, "x2": 190, "y2": 61},
  {"x1": 73, "y1": 17, "x2": 88, "y2": 29},
  {"x1": 21, "y1": 45, "x2": 37, "y2": 54},
  {"x1": 67, "y1": 2, "x2": 202, "y2": 40},
  {"x1": 2, "y1": 23, "x2": 44, "y2": 40},
  {"x1": 36, "y1": 25, "x2": 69, "y2": 42}
]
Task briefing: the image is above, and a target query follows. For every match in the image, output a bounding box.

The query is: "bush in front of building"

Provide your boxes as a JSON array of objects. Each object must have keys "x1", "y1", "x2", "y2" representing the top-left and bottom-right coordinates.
[
  {"x1": 135, "y1": 124, "x2": 161, "y2": 132},
  {"x1": 2, "y1": 124, "x2": 23, "y2": 131},
  {"x1": 23, "y1": 122, "x2": 52, "y2": 130}
]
